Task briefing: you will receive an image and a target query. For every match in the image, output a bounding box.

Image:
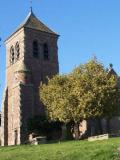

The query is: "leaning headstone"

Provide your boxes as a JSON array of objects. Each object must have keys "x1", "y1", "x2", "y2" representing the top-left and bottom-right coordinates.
[
  {"x1": 88, "y1": 134, "x2": 109, "y2": 142},
  {"x1": 30, "y1": 136, "x2": 46, "y2": 145}
]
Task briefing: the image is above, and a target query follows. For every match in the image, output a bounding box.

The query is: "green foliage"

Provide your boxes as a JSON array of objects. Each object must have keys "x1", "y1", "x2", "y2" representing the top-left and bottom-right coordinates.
[
  {"x1": 71, "y1": 60, "x2": 120, "y2": 119},
  {"x1": 0, "y1": 138, "x2": 120, "y2": 160},
  {"x1": 40, "y1": 60, "x2": 120, "y2": 124},
  {"x1": 40, "y1": 75, "x2": 72, "y2": 122}
]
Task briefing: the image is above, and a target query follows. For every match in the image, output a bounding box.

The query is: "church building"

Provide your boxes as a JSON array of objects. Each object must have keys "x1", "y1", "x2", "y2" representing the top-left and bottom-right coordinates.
[
  {"x1": 1, "y1": 9, "x2": 59, "y2": 146},
  {"x1": 1, "y1": 8, "x2": 120, "y2": 146}
]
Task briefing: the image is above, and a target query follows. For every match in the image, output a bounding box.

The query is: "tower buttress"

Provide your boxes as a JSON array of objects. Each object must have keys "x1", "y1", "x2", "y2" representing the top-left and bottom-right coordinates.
[{"x1": 2, "y1": 10, "x2": 59, "y2": 145}]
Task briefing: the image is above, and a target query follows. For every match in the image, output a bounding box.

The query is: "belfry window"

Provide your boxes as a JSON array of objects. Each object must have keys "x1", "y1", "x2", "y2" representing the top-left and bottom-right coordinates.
[
  {"x1": 43, "y1": 43, "x2": 49, "y2": 60},
  {"x1": 15, "y1": 42, "x2": 20, "y2": 60},
  {"x1": 33, "y1": 40, "x2": 39, "y2": 58},
  {"x1": 10, "y1": 46, "x2": 15, "y2": 64}
]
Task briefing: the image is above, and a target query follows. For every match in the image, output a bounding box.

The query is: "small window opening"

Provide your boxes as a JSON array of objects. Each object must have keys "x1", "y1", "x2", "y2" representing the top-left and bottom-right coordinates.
[
  {"x1": 33, "y1": 40, "x2": 39, "y2": 58},
  {"x1": 10, "y1": 46, "x2": 14, "y2": 64},
  {"x1": 43, "y1": 43, "x2": 49, "y2": 60},
  {"x1": 15, "y1": 42, "x2": 20, "y2": 60}
]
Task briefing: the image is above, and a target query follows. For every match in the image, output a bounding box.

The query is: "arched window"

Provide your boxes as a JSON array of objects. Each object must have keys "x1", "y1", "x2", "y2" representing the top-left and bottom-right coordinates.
[
  {"x1": 33, "y1": 40, "x2": 39, "y2": 58},
  {"x1": 15, "y1": 42, "x2": 20, "y2": 60},
  {"x1": 43, "y1": 43, "x2": 49, "y2": 60},
  {"x1": 10, "y1": 46, "x2": 14, "y2": 64}
]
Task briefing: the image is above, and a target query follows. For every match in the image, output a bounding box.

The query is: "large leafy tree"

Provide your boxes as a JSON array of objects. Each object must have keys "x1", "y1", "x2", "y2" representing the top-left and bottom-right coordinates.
[
  {"x1": 71, "y1": 60, "x2": 120, "y2": 119},
  {"x1": 40, "y1": 75, "x2": 72, "y2": 123},
  {"x1": 40, "y1": 60, "x2": 120, "y2": 139}
]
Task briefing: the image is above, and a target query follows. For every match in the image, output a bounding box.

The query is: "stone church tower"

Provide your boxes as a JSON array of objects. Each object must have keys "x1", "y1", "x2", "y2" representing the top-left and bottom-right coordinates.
[{"x1": 1, "y1": 9, "x2": 59, "y2": 146}]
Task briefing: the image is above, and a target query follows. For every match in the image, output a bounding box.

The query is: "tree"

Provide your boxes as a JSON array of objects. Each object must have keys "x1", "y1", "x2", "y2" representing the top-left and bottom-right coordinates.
[
  {"x1": 40, "y1": 75, "x2": 72, "y2": 123},
  {"x1": 40, "y1": 75, "x2": 75, "y2": 139},
  {"x1": 71, "y1": 60, "x2": 120, "y2": 119},
  {"x1": 71, "y1": 60, "x2": 120, "y2": 135},
  {"x1": 40, "y1": 60, "x2": 120, "y2": 139}
]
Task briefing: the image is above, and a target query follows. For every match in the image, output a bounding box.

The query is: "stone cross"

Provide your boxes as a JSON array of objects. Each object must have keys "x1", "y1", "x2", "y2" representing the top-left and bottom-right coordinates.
[{"x1": 92, "y1": 53, "x2": 97, "y2": 62}]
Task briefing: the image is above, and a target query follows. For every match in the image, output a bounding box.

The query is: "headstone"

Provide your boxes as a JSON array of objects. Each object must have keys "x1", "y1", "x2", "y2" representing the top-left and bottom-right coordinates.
[{"x1": 88, "y1": 134, "x2": 109, "y2": 142}]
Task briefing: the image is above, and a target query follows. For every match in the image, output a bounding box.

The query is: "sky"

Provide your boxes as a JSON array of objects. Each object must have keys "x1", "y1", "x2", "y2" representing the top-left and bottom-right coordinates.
[{"x1": 1, "y1": 0, "x2": 120, "y2": 109}]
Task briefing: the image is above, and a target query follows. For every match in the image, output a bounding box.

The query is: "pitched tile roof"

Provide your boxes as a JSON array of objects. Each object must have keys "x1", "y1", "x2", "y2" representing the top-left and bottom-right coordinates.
[
  {"x1": 18, "y1": 10, "x2": 58, "y2": 35},
  {"x1": 6, "y1": 10, "x2": 58, "y2": 41}
]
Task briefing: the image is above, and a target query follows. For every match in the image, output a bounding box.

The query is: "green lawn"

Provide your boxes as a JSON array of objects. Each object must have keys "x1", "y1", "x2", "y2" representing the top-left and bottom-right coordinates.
[{"x1": 0, "y1": 138, "x2": 120, "y2": 160}]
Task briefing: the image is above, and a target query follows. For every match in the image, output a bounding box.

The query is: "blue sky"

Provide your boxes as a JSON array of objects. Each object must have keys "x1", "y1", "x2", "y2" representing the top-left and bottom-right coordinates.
[{"x1": 1, "y1": 0, "x2": 120, "y2": 109}]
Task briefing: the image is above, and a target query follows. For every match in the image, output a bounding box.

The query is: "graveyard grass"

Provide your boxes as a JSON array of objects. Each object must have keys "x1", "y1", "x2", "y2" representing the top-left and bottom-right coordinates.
[{"x1": 0, "y1": 138, "x2": 120, "y2": 160}]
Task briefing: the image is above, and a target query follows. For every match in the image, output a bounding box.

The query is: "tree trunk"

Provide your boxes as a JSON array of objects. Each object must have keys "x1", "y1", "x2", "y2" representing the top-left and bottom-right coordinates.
[
  {"x1": 66, "y1": 122, "x2": 74, "y2": 140},
  {"x1": 61, "y1": 124, "x2": 67, "y2": 140},
  {"x1": 61, "y1": 122, "x2": 74, "y2": 140},
  {"x1": 74, "y1": 122, "x2": 80, "y2": 140},
  {"x1": 106, "y1": 118, "x2": 110, "y2": 133},
  {"x1": 97, "y1": 118, "x2": 103, "y2": 135}
]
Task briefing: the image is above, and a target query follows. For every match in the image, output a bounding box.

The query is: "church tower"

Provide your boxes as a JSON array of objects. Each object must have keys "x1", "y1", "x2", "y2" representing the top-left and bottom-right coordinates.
[{"x1": 1, "y1": 9, "x2": 59, "y2": 146}]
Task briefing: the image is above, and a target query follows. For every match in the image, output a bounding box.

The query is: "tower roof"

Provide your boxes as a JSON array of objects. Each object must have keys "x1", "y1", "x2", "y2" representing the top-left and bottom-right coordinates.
[
  {"x1": 18, "y1": 10, "x2": 58, "y2": 34},
  {"x1": 6, "y1": 10, "x2": 58, "y2": 41}
]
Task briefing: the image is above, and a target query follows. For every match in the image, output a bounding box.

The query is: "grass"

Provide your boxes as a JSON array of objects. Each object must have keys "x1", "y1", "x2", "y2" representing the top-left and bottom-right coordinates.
[{"x1": 0, "y1": 138, "x2": 120, "y2": 160}]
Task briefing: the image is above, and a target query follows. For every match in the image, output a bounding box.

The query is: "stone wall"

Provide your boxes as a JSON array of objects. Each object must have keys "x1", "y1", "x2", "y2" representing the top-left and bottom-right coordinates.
[
  {"x1": 79, "y1": 117, "x2": 120, "y2": 138},
  {"x1": 1, "y1": 87, "x2": 8, "y2": 146},
  {"x1": 109, "y1": 117, "x2": 120, "y2": 134},
  {"x1": 0, "y1": 127, "x2": 1, "y2": 145},
  {"x1": 24, "y1": 28, "x2": 59, "y2": 115},
  {"x1": 0, "y1": 112, "x2": 1, "y2": 145}
]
